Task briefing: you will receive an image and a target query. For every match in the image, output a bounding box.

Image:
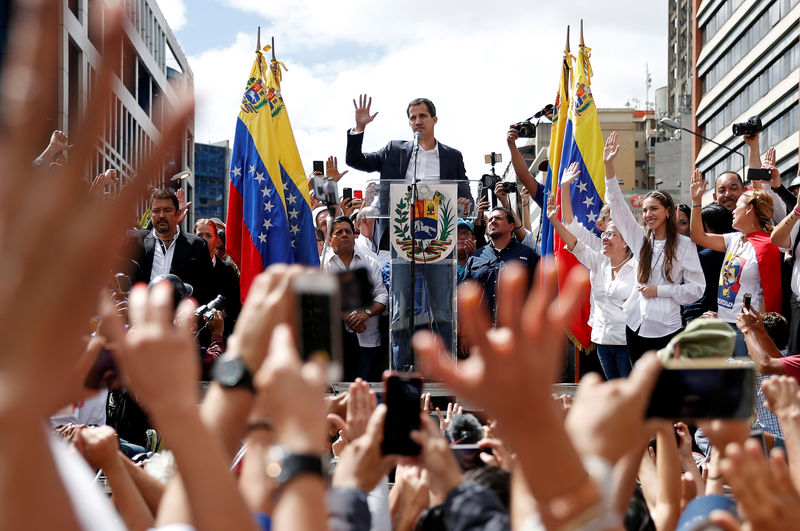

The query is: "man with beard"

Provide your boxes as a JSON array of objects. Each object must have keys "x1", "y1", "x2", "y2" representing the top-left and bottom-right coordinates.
[
  {"x1": 463, "y1": 207, "x2": 539, "y2": 321},
  {"x1": 123, "y1": 188, "x2": 213, "y2": 303}
]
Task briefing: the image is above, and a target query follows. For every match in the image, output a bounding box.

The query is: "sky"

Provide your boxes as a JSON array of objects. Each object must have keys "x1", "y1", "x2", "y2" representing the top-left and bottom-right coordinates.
[{"x1": 158, "y1": 0, "x2": 668, "y2": 192}]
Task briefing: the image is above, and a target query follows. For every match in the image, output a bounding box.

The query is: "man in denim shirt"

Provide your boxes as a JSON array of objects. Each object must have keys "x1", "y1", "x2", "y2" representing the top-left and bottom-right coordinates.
[{"x1": 463, "y1": 207, "x2": 539, "y2": 322}]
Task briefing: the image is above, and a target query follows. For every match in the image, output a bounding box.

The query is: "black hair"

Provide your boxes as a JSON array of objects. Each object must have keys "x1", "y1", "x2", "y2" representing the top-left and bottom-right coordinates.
[
  {"x1": 490, "y1": 206, "x2": 515, "y2": 224},
  {"x1": 677, "y1": 203, "x2": 691, "y2": 220},
  {"x1": 715, "y1": 171, "x2": 744, "y2": 187},
  {"x1": 763, "y1": 312, "x2": 789, "y2": 351},
  {"x1": 407, "y1": 98, "x2": 436, "y2": 117},
  {"x1": 464, "y1": 466, "x2": 511, "y2": 509},
  {"x1": 701, "y1": 203, "x2": 733, "y2": 234},
  {"x1": 150, "y1": 187, "x2": 179, "y2": 211},
  {"x1": 330, "y1": 215, "x2": 355, "y2": 234}
]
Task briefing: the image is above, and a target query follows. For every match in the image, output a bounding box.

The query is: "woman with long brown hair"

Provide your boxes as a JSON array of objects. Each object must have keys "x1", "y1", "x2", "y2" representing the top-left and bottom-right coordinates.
[{"x1": 603, "y1": 132, "x2": 705, "y2": 363}]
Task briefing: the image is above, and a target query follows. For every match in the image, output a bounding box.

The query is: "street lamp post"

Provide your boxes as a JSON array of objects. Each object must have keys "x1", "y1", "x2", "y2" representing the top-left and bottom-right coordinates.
[{"x1": 660, "y1": 118, "x2": 746, "y2": 179}]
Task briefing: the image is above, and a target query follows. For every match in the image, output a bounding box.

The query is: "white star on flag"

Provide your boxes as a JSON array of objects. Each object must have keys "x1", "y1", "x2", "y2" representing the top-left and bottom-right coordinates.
[
  {"x1": 261, "y1": 187, "x2": 271, "y2": 197},
  {"x1": 263, "y1": 201, "x2": 274, "y2": 212},
  {"x1": 289, "y1": 224, "x2": 300, "y2": 235},
  {"x1": 258, "y1": 232, "x2": 267, "y2": 243},
  {"x1": 254, "y1": 172, "x2": 265, "y2": 184},
  {"x1": 582, "y1": 196, "x2": 595, "y2": 208},
  {"x1": 249, "y1": 164, "x2": 256, "y2": 174},
  {"x1": 288, "y1": 208, "x2": 299, "y2": 219},
  {"x1": 576, "y1": 181, "x2": 588, "y2": 193},
  {"x1": 231, "y1": 166, "x2": 242, "y2": 177},
  {"x1": 263, "y1": 219, "x2": 273, "y2": 230},
  {"x1": 286, "y1": 192, "x2": 297, "y2": 204},
  {"x1": 586, "y1": 211, "x2": 598, "y2": 223}
]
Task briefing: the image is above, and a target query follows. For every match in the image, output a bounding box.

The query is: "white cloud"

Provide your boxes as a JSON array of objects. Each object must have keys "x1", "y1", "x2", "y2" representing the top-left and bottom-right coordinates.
[
  {"x1": 189, "y1": 1, "x2": 668, "y2": 191},
  {"x1": 156, "y1": 0, "x2": 187, "y2": 31}
]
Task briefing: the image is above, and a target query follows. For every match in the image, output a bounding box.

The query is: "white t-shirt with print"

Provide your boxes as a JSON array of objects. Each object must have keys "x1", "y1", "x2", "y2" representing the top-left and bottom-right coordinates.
[{"x1": 717, "y1": 232, "x2": 762, "y2": 322}]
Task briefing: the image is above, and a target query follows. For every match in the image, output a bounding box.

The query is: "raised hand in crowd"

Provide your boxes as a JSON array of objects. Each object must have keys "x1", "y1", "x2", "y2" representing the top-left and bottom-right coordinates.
[
  {"x1": 88, "y1": 168, "x2": 120, "y2": 199},
  {"x1": 603, "y1": 131, "x2": 620, "y2": 168},
  {"x1": 328, "y1": 378, "x2": 378, "y2": 450},
  {"x1": 353, "y1": 93, "x2": 379, "y2": 133},
  {"x1": 560, "y1": 161, "x2": 581, "y2": 187},
  {"x1": 675, "y1": 421, "x2": 705, "y2": 496},
  {"x1": 762, "y1": 376, "x2": 800, "y2": 491},
  {"x1": 36, "y1": 129, "x2": 71, "y2": 166},
  {"x1": 472, "y1": 195, "x2": 490, "y2": 226},
  {"x1": 0, "y1": 1, "x2": 191, "y2": 527},
  {"x1": 710, "y1": 441, "x2": 800, "y2": 531},
  {"x1": 332, "y1": 404, "x2": 397, "y2": 493},
  {"x1": 326, "y1": 155, "x2": 349, "y2": 181},
  {"x1": 340, "y1": 196, "x2": 363, "y2": 218},
  {"x1": 103, "y1": 282, "x2": 258, "y2": 531},
  {"x1": 435, "y1": 401, "x2": 462, "y2": 432},
  {"x1": 389, "y1": 464, "x2": 430, "y2": 531},
  {"x1": 637, "y1": 425, "x2": 683, "y2": 531},
  {"x1": 478, "y1": 419, "x2": 514, "y2": 471},
  {"x1": 75, "y1": 425, "x2": 154, "y2": 531},
  {"x1": 410, "y1": 414, "x2": 465, "y2": 505},
  {"x1": 175, "y1": 187, "x2": 191, "y2": 224},
  {"x1": 413, "y1": 261, "x2": 600, "y2": 528}
]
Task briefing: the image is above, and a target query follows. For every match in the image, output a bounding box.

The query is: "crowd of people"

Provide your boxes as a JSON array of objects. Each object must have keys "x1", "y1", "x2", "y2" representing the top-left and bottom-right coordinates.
[{"x1": 9, "y1": 2, "x2": 800, "y2": 530}]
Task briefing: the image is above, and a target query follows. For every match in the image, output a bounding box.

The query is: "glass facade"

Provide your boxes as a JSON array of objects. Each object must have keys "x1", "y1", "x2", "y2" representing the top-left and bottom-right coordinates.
[{"x1": 194, "y1": 143, "x2": 227, "y2": 221}]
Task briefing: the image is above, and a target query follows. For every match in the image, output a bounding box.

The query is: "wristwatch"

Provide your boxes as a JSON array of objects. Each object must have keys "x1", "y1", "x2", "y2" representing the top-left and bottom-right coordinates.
[
  {"x1": 211, "y1": 354, "x2": 255, "y2": 393},
  {"x1": 266, "y1": 446, "x2": 325, "y2": 490},
  {"x1": 364, "y1": 307, "x2": 373, "y2": 317}
]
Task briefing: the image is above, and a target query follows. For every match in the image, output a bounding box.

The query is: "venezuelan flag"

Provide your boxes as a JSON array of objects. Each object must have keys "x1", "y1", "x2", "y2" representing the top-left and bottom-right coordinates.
[
  {"x1": 556, "y1": 41, "x2": 606, "y2": 350},
  {"x1": 226, "y1": 47, "x2": 318, "y2": 299},
  {"x1": 540, "y1": 45, "x2": 573, "y2": 259}
]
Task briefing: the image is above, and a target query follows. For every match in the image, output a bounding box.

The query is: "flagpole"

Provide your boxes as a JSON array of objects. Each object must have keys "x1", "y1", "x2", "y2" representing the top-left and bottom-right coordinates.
[
  {"x1": 579, "y1": 19, "x2": 584, "y2": 47},
  {"x1": 565, "y1": 25, "x2": 570, "y2": 54}
]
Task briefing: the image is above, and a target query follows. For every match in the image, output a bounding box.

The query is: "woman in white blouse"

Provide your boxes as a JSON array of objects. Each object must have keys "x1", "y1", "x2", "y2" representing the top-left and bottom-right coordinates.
[
  {"x1": 546, "y1": 163, "x2": 636, "y2": 379},
  {"x1": 604, "y1": 132, "x2": 705, "y2": 363}
]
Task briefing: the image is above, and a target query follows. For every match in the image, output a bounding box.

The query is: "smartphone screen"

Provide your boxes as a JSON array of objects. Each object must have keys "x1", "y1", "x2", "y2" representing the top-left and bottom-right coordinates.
[
  {"x1": 337, "y1": 268, "x2": 373, "y2": 312},
  {"x1": 382, "y1": 374, "x2": 422, "y2": 455},
  {"x1": 293, "y1": 274, "x2": 342, "y2": 380},
  {"x1": 646, "y1": 366, "x2": 755, "y2": 420},
  {"x1": 747, "y1": 168, "x2": 772, "y2": 181},
  {"x1": 354, "y1": 190, "x2": 363, "y2": 200},
  {"x1": 313, "y1": 160, "x2": 324, "y2": 174},
  {"x1": 342, "y1": 187, "x2": 353, "y2": 201}
]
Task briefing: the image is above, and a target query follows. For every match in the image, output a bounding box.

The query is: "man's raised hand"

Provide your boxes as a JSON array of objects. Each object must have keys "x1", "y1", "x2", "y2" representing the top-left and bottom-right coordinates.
[{"x1": 353, "y1": 94, "x2": 379, "y2": 133}]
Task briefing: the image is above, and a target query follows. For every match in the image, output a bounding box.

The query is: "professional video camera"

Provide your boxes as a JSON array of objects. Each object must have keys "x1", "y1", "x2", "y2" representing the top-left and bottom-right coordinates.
[{"x1": 732, "y1": 116, "x2": 762, "y2": 137}]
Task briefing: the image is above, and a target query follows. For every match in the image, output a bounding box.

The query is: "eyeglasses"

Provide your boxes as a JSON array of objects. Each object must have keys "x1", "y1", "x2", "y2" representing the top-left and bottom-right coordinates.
[{"x1": 600, "y1": 230, "x2": 620, "y2": 239}]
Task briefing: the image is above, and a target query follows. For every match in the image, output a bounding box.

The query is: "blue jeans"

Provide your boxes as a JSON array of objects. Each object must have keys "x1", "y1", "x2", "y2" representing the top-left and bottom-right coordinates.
[
  {"x1": 390, "y1": 261, "x2": 456, "y2": 370},
  {"x1": 596, "y1": 344, "x2": 632, "y2": 380}
]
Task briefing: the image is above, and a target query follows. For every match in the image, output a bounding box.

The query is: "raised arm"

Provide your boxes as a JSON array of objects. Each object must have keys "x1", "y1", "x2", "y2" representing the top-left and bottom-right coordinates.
[
  {"x1": 744, "y1": 133, "x2": 762, "y2": 172},
  {"x1": 771, "y1": 192, "x2": 800, "y2": 249},
  {"x1": 603, "y1": 132, "x2": 643, "y2": 253},
  {"x1": 507, "y1": 125, "x2": 541, "y2": 206},
  {"x1": 545, "y1": 192, "x2": 577, "y2": 251},
  {"x1": 689, "y1": 168, "x2": 726, "y2": 252},
  {"x1": 737, "y1": 308, "x2": 786, "y2": 375},
  {"x1": 559, "y1": 161, "x2": 581, "y2": 226}
]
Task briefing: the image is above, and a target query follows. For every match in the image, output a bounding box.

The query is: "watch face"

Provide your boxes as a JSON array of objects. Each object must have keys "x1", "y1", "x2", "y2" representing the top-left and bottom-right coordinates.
[{"x1": 214, "y1": 356, "x2": 246, "y2": 386}]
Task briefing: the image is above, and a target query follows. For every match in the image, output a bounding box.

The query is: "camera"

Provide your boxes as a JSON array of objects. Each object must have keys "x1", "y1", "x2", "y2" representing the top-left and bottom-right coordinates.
[
  {"x1": 502, "y1": 182, "x2": 518, "y2": 194},
  {"x1": 732, "y1": 116, "x2": 762, "y2": 137},
  {"x1": 312, "y1": 176, "x2": 338, "y2": 206},
  {"x1": 480, "y1": 173, "x2": 501, "y2": 190},
  {"x1": 511, "y1": 120, "x2": 536, "y2": 138},
  {"x1": 196, "y1": 294, "x2": 227, "y2": 321}
]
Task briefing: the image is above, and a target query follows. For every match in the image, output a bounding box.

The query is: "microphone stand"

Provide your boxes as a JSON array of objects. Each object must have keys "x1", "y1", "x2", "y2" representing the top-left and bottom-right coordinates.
[{"x1": 408, "y1": 133, "x2": 420, "y2": 370}]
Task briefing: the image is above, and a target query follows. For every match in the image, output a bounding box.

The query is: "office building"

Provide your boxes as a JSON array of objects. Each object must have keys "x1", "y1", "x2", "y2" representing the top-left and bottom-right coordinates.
[
  {"x1": 57, "y1": 0, "x2": 194, "y2": 216},
  {"x1": 194, "y1": 141, "x2": 230, "y2": 222},
  {"x1": 694, "y1": 0, "x2": 800, "y2": 184}
]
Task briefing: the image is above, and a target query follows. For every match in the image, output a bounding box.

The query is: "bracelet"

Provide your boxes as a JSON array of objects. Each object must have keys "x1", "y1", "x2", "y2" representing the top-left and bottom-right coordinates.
[
  {"x1": 692, "y1": 204, "x2": 702, "y2": 208},
  {"x1": 707, "y1": 474, "x2": 723, "y2": 481},
  {"x1": 793, "y1": 207, "x2": 800, "y2": 217}
]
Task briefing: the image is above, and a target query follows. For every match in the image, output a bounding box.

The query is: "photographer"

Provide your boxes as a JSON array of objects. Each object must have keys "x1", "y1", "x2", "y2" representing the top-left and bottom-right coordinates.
[
  {"x1": 493, "y1": 181, "x2": 536, "y2": 250},
  {"x1": 507, "y1": 125, "x2": 545, "y2": 209}
]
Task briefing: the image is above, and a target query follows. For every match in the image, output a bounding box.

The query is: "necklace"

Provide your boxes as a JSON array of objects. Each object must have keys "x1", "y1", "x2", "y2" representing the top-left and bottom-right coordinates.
[{"x1": 610, "y1": 256, "x2": 631, "y2": 270}]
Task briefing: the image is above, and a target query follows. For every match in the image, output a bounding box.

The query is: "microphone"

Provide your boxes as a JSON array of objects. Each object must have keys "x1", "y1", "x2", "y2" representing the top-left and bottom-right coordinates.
[{"x1": 413, "y1": 131, "x2": 421, "y2": 151}]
